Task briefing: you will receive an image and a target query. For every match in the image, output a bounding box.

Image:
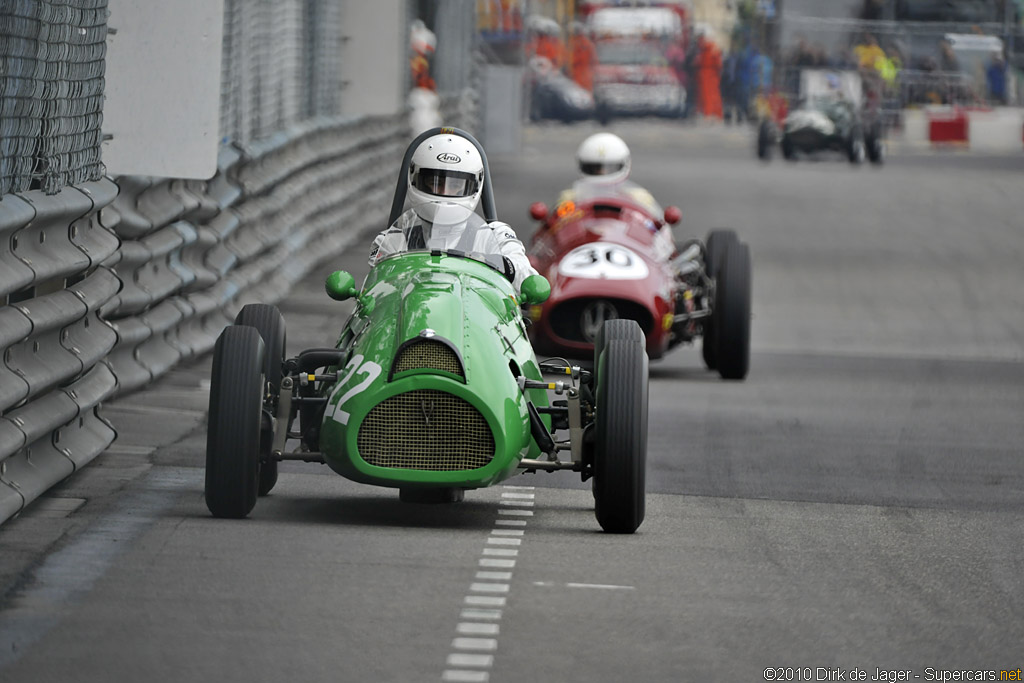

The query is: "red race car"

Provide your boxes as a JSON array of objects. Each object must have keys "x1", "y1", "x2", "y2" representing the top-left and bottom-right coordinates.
[{"x1": 526, "y1": 188, "x2": 752, "y2": 379}]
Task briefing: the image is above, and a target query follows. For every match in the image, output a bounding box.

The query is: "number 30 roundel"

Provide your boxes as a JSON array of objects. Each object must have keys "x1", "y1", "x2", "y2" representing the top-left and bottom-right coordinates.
[{"x1": 558, "y1": 243, "x2": 649, "y2": 280}]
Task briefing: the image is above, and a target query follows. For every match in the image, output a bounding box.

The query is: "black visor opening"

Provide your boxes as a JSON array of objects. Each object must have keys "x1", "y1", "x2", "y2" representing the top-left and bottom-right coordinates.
[
  {"x1": 580, "y1": 161, "x2": 625, "y2": 176},
  {"x1": 413, "y1": 168, "x2": 479, "y2": 198}
]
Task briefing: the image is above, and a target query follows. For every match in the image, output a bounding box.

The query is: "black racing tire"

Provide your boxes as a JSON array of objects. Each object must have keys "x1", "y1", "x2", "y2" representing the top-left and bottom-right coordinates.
[
  {"x1": 714, "y1": 240, "x2": 752, "y2": 380},
  {"x1": 701, "y1": 229, "x2": 739, "y2": 371},
  {"x1": 866, "y1": 126, "x2": 885, "y2": 165},
  {"x1": 848, "y1": 127, "x2": 866, "y2": 165},
  {"x1": 235, "y1": 304, "x2": 286, "y2": 497},
  {"x1": 593, "y1": 319, "x2": 648, "y2": 534},
  {"x1": 205, "y1": 326, "x2": 266, "y2": 518},
  {"x1": 756, "y1": 121, "x2": 774, "y2": 160},
  {"x1": 593, "y1": 317, "x2": 644, "y2": 387},
  {"x1": 781, "y1": 135, "x2": 796, "y2": 160}
]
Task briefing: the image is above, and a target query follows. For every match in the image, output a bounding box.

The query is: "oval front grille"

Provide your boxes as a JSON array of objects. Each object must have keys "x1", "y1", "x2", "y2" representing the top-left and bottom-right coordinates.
[
  {"x1": 393, "y1": 340, "x2": 462, "y2": 376},
  {"x1": 357, "y1": 389, "x2": 495, "y2": 471}
]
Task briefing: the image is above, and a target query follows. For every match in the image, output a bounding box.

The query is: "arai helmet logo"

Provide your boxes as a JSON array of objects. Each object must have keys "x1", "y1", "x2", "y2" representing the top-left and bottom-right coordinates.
[{"x1": 436, "y1": 152, "x2": 461, "y2": 164}]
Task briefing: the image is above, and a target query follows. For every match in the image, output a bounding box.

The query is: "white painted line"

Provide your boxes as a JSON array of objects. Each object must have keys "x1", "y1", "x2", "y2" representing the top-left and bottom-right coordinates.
[
  {"x1": 475, "y1": 571, "x2": 513, "y2": 581},
  {"x1": 494, "y1": 519, "x2": 527, "y2": 527},
  {"x1": 470, "y1": 583, "x2": 510, "y2": 594},
  {"x1": 567, "y1": 583, "x2": 636, "y2": 590},
  {"x1": 443, "y1": 670, "x2": 489, "y2": 682},
  {"x1": 498, "y1": 500, "x2": 534, "y2": 507},
  {"x1": 103, "y1": 444, "x2": 156, "y2": 455},
  {"x1": 452, "y1": 637, "x2": 498, "y2": 651},
  {"x1": 486, "y1": 537, "x2": 522, "y2": 546},
  {"x1": 482, "y1": 548, "x2": 518, "y2": 557},
  {"x1": 490, "y1": 529, "x2": 524, "y2": 536},
  {"x1": 464, "y1": 595, "x2": 506, "y2": 607},
  {"x1": 498, "y1": 509, "x2": 533, "y2": 516},
  {"x1": 447, "y1": 653, "x2": 495, "y2": 667},
  {"x1": 479, "y1": 558, "x2": 516, "y2": 568},
  {"x1": 501, "y1": 485, "x2": 535, "y2": 490},
  {"x1": 501, "y1": 492, "x2": 535, "y2": 499},
  {"x1": 460, "y1": 609, "x2": 502, "y2": 621},
  {"x1": 532, "y1": 581, "x2": 554, "y2": 587},
  {"x1": 457, "y1": 622, "x2": 500, "y2": 636}
]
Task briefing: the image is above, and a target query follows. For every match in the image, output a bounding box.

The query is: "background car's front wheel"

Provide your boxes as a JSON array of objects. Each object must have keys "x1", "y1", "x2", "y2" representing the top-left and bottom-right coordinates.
[
  {"x1": 205, "y1": 325, "x2": 265, "y2": 518},
  {"x1": 593, "y1": 319, "x2": 648, "y2": 534},
  {"x1": 713, "y1": 239, "x2": 752, "y2": 380},
  {"x1": 701, "y1": 229, "x2": 739, "y2": 371}
]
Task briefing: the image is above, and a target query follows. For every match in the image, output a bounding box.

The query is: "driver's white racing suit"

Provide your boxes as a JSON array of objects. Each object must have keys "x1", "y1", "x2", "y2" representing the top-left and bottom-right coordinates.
[{"x1": 369, "y1": 209, "x2": 538, "y2": 295}]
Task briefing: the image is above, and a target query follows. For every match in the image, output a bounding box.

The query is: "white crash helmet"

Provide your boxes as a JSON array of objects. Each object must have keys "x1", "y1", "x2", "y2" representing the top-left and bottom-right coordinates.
[
  {"x1": 576, "y1": 132, "x2": 631, "y2": 184},
  {"x1": 407, "y1": 132, "x2": 485, "y2": 223}
]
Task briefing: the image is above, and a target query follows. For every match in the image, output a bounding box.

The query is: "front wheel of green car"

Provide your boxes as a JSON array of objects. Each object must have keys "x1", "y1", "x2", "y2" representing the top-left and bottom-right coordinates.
[
  {"x1": 593, "y1": 319, "x2": 648, "y2": 534},
  {"x1": 205, "y1": 325, "x2": 265, "y2": 519},
  {"x1": 235, "y1": 304, "x2": 286, "y2": 497}
]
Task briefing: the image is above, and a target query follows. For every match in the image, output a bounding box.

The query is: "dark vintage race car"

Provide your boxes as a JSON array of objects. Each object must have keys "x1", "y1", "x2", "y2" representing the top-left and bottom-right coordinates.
[
  {"x1": 758, "y1": 95, "x2": 885, "y2": 165},
  {"x1": 525, "y1": 185, "x2": 752, "y2": 379},
  {"x1": 528, "y1": 56, "x2": 596, "y2": 123},
  {"x1": 204, "y1": 127, "x2": 650, "y2": 534}
]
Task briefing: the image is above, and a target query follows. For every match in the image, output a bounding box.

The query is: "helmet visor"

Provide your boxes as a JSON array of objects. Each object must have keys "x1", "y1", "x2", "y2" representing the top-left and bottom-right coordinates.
[
  {"x1": 580, "y1": 161, "x2": 625, "y2": 176},
  {"x1": 413, "y1": 168, "x2": 480, "y2": 198}
]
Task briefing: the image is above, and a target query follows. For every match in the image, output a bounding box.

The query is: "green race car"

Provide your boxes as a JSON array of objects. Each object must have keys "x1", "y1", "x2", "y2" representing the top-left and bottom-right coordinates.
[{"x1": 204, "y1": 127, "x2": 650, "y2": 533}]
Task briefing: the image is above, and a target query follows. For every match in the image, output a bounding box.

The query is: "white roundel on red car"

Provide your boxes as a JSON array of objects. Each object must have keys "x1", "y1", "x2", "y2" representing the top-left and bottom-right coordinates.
[{"x1": 558, "y1": 243, "x2": 649, "y2": 280}]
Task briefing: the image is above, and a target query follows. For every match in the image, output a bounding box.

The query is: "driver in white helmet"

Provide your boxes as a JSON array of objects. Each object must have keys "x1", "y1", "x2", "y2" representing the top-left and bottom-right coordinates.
[
  {"x1": 556, "y1": 132, "x2": 674, "y2": 262},
  {"x1": 369, "y1": 131, "x2": 538, "y2": 295}
]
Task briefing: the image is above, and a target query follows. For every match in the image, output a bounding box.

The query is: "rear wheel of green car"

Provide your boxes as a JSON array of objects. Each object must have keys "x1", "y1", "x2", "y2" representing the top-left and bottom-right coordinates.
[
  {"x1": 205, "y1": 325, "x2": 265, "y2": 518},
  {"x1": 593, "y1": 319, "x2": 648, "y2": 534},
  {"x1": 235, "y1": 304, "x2": 286, "y2": 496}
]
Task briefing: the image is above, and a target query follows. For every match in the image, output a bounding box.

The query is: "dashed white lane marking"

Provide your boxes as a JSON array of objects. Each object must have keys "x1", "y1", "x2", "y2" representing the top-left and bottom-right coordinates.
[
  {"x1": 464, "y1": 595, "x2": 506, "y2": 607},
  {"x1": 531, "y1": 581, "x2": 636, "y2": 590},
  {"x1": 461, "y1": 609, "x2": 502, "y2": 620},
  {"x1": 486, "y1": 537, "x2": 521, "y2": 546},
  {"x1": 448, "y1": 654, "x2": 495, "y2": 667},
  {"x1": 470, "y1": 582, "x2": 510, "y2": 593},
  {"x1": 443, "y1": 670, "x2": 489, "y2": 682},
  {"x1": 452, "y1": 637, "x2": 498, "y2": 651},
  {"x1": 479, "y1": 558, "x2": 515, "y2": 568},
  {"x1": 458, "y1": 622, "x2": 500, "y2": 635},
  {"x1": 443, "y1": 486, "x2": 535, "y2": 682}
]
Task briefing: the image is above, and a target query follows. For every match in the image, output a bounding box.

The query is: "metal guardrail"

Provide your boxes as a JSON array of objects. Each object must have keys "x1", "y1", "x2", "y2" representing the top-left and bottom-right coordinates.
[
  {"x1": 0, "y1": 179, "x2": 120, "y2": 522},
  {"x1": 0, "y1": 93, "x2": 479, "y2": 526}
]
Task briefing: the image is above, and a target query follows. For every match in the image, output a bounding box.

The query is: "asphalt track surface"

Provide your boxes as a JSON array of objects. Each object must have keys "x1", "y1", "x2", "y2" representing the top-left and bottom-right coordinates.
[{"x1": 1, "y1": 121, "x2": 1022, "y2": 682}]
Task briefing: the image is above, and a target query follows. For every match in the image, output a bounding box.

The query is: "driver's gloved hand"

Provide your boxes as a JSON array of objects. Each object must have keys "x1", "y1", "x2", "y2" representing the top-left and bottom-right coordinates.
[{"x1": 502, "y1": 256, "x2": 516, "y2": 283}]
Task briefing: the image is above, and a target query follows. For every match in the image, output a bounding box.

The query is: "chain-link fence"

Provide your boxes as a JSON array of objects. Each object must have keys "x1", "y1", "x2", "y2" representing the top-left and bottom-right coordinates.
[
  {"x1": 0, "y1": 0, "x2": 108, "y2": 196},
  {"x1": 218, "y1": 0, "x2": 345, "y2": 149}
]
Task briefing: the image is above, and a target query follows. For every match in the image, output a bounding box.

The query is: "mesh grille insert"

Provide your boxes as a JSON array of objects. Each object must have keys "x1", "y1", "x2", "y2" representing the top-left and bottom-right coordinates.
[
  {"x1": 393, "y1": 339, "x2": 462, "y2": 376},
  {"x1": 357, "y1": 389, "x2": 494, "y2": 471}
]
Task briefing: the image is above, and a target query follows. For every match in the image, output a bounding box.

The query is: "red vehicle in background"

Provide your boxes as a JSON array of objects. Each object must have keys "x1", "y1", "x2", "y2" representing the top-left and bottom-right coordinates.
[
  {"x1": 525, "y1": 184, "x2": 752, "y2": 379},
  {"x1": 584, "y1": 4, "x2": 689, "y2": 121}
]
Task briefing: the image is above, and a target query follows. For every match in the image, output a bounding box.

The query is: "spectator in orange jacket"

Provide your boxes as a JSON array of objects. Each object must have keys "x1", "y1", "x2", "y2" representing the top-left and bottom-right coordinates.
[
  {"x1": 695, "y1": 34, "x2": 723, "y2": 118},
  {"x1": 527, "y1": 16, "x2": 566, "y2": 70},
  {"x1": 568, "y1": 22, "x2": 596, "y2": 92}
]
